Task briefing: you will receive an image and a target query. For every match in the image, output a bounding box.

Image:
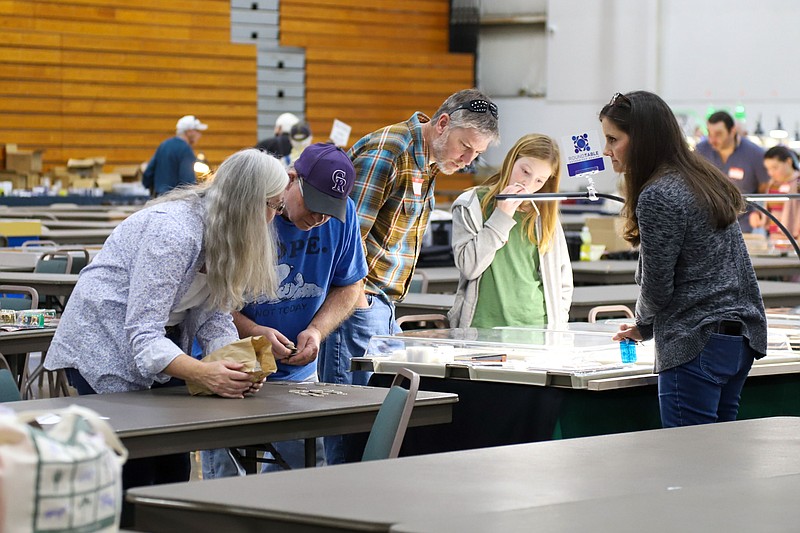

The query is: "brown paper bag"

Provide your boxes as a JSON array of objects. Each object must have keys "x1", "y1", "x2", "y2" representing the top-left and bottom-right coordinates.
[{"x1": 187, "y1": 336, "x2": 278, "y2": 396}]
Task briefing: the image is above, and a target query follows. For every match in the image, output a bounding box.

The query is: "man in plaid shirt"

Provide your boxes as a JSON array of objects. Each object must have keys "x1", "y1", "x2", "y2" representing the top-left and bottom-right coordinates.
[{"x1": 318, "y1": 88, "x2": 500, "y2": 464}]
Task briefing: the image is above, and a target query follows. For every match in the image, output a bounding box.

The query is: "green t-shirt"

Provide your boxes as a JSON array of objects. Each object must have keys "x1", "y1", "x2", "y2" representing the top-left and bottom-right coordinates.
[{"x1": 471, "y1": 195, "x2": 547, "y2": 328}]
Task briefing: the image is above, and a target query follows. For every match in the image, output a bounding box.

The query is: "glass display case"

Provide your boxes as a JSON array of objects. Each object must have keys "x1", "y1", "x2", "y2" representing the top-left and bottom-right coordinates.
[
  {"x1": 355, "y1": 325, "x2": 657, "y2": 389},
  {"x1": 354, "y1": 320, "x2": 800, "y2": 389}
]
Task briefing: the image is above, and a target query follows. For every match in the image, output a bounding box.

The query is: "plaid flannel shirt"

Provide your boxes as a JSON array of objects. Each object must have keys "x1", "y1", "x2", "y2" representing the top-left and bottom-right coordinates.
[{"x1": 348, "y1": 112, "x2": 438, "y2": 300}]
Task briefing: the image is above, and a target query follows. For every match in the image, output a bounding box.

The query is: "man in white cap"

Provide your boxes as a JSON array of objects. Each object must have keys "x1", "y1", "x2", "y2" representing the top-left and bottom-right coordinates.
[
  {"x1": 256, "y1": 112, "x2": 300, "y2": 167},
  {"x1": 142, "y1": 115, "x2": 208, "y2": 196}
]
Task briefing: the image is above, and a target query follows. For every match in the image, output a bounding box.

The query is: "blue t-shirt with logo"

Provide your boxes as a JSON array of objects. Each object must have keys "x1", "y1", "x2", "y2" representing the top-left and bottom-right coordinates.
[{"x1": 240, "y1": 198, "x2": 367, "y2": 381}]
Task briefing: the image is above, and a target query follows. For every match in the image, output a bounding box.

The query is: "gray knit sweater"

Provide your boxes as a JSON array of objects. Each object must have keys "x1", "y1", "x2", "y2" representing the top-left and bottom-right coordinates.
[{"x1": 635, "y1": 173, "x2": 767, "y2": 373}]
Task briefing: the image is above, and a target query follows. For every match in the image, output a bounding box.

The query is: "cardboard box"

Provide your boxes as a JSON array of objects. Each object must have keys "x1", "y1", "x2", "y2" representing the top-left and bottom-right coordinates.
[
  {"x1": 96, "y1": 173, "x2": 122, "y2": 192},
  {"x1": 585, "y1": 216, "x2": 632, "y2": 253},
  {"x1": 0, "y1": 170, "x2": 24, "y2": 190},
  {"x1": 4, "y1": 144, "x2": 44, "y2": 174},
  {"x1": 70, "y1": 178, "x2": 96, "y2": 189},
  {"x1": 67, "y1": 157, "x2": 106, "y2": 178},
  {"x1": 113, "y1": 165, "x2": 143, "y2": 182},
  {"x1": 24, "y1": 173, "x2": 41, "y2": 189},
  {"x1": 52, "y1": 166, "x2": 69, "y2": 177}
]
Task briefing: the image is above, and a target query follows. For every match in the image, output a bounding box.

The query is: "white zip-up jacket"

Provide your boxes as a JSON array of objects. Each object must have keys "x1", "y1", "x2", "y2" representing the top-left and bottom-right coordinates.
[{"x1": 447, "y1": 189, "x2": 574, "y2": 327}]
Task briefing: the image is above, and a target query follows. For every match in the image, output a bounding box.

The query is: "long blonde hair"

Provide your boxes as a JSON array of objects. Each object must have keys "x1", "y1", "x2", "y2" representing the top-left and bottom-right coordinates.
[
  {"x1": 478, "y1": 134, "x2": 562, "y2": 252},
  {"x1": 152, "y1": 149, "x2": 289, "y2": 311}
]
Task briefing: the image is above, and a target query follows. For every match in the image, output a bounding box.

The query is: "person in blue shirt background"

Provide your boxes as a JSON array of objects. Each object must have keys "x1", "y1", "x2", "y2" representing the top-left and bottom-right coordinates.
[
  {"x1": 202, "y1": 142, "x2": 367, "y2": 477},
  {"x1": 694, "y1": 111, "x2": 769, "y2": 232},
  {"x1": 143, "y1": 115, "x2": 207, "y2": 196}
]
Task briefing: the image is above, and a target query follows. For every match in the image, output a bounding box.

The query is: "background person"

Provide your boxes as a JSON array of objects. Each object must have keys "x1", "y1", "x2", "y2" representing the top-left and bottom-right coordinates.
[
  {"x1": 448, "y1": 133, "x2": 573, "y2": 328},
  {"x1": 694, "y1": 110, "x2": 769, "y2": 232},
  {"x1": 201, "y1": 143, "x2": 367, "y2": 477},
  {"x1": 45, "y1": 149, "x2": 288, "y2": 520},
  {"x1": 143, "y1": 114, "x2": 208, "y2": 196},
  {"x1": 257, "y1": 112, "x2": 300, "y2": 166},
  {"x1": 600, "y1": 91, "x2": 767, "y2": 428},
  {"x1": 318, "y1": 88, "x2": 500, "y2": 464},
  {"x1": 748, "y1": 145, "x2": 800, "y2": 245},
  {"x1": 289, "y1": 120, "x2": 313, "y2": 164}
]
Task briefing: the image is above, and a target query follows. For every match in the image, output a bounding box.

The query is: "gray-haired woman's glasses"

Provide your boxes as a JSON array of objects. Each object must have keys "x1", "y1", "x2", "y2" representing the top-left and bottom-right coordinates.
[{"x1": 267, "y1": 199, "x2": 285, "y2": 213}]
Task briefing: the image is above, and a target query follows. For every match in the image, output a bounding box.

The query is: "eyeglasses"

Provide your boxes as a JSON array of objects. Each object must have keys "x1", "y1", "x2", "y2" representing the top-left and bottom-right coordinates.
[
  {"x1": 609, "y1": 92, "x2": 631, "y2": 106},
  {"x1": 452, "y1": 99, "x2": 499, "y2": 120},
  {"x1": 266, "y1": 198, "x2": 285, "y2": 213}
]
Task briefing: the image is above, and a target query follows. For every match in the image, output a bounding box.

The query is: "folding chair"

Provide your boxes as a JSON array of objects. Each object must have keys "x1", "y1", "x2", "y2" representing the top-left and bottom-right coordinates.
[
  {"x1": 587, "y1": 305, "x2": 635, "y2": 323},
  {"x1": 396, "y1": 314, "x2": 449, "y2": 330},
  {"x1": 227, "y1": 368, "x2": 421, "y2": 472},
  {"x1": 362, "y1": 367, "x2": 420, "y2": 461}
]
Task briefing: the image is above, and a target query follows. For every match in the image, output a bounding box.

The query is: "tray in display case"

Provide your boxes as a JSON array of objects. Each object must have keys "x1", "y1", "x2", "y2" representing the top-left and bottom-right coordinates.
[{"x1": 355, "y1": 326, "x2": 656, "y2": 389}]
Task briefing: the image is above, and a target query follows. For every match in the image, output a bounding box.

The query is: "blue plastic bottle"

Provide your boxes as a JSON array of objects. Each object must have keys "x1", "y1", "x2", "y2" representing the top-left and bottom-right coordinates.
[{"x1": 619, "y1": 339, "x2": 637, "y2": 364}]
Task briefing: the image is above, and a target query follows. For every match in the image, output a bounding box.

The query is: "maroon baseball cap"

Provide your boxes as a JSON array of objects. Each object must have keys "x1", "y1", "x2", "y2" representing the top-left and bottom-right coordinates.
[{"x1": 294, "y1": 143, "x2": 355, "y2": 222}]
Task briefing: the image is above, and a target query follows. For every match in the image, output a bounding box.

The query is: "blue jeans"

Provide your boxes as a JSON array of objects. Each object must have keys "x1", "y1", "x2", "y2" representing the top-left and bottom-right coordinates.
[
  {"x1": 318, "y1": 293, "x2": 401, "y2": 464},
  {"x1": 202, "y1": 373, "x2": 325, "y2": 478},
  {"x1": 658, "y1": 333, "x2": 756, "y2": 428},
  {"x1": 201, "y1": 439, "x2": 325, "y2": 478}
]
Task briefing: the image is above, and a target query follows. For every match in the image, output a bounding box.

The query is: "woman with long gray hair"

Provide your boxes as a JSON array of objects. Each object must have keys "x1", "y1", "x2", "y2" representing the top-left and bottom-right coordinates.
[{"x1": 45, "y1": 148, "x2": 289, "y2": 498}]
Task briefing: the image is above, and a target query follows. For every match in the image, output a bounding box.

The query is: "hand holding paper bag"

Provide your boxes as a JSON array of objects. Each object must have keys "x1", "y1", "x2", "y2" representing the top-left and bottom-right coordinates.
[{"x1": 187, "y1": 336, "x2": 277, "y2": 396}]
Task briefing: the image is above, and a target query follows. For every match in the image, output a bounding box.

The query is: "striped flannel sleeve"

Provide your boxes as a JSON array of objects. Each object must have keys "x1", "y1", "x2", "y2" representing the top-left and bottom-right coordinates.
[{"x1": 350, "y1": 148, "x2": 397, "y2": 239}]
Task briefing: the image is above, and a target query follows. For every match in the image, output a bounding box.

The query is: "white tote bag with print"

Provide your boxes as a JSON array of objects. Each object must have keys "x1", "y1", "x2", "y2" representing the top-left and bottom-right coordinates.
[{"x1": 0, "y1": 405, "x2": 128, "y2": 533}]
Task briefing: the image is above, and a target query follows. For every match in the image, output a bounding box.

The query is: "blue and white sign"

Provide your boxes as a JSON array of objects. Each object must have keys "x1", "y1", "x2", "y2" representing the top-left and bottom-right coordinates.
[{"x1": 560, "y1": 130, "x2": 605, "y2": 178}]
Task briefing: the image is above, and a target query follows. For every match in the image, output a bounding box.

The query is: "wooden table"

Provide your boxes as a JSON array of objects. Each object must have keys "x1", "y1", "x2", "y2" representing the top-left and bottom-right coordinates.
[
  {"x1": 0, "y1": 327, "x2": 56, "y2": 356},
  {"x1": 415, "y1": 266, "x2": 459, "y2": 293},
  {"x1": 40, "y1": 228, "x2": 113, "y2": 245},
  {"x1": 0, "y1": 327, "x2": 58, "y2": 398},
  {"x1": 126, "y1": 417, "x2": 800, "y2": 532},
  {"x1": 0, "y1": 247, "x2": 100, "y2": 271},
  {"x1": 392, "y1": 472, "x2": 800, "y2": 532},
  {"x1": 416, "y1": 258, "x2": 800, "y2": 294},
  {"x1": 42, "y1": 220, "x2": 120, "y2": 230},
  {"x1": 572, "y1": 257, "x2": 800, "y2": 285},
  {"x1": 396, "y1": 281, "x2": 800, "y2": 321},
  {"x1": 5, "y1": 384, "x2": 457, "y2": 460},
  {"x1": 0, "y1": 210, "x2": 129, "y2": 222},
  {"x1": 0, "y1": 272, "x2": 79, "y2": 298}
]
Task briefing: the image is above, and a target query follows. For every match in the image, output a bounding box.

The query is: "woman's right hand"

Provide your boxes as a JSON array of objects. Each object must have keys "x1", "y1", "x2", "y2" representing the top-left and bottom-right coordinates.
[
  {"x1": 612, "y1": 323, "x2": 643, "y2": 342},
  {"x1": 198, "y1": 360, "x2": 255, "y2": 399},
  {"x1": 496, "y1": 182, "x2": 528, "y2": 216}
]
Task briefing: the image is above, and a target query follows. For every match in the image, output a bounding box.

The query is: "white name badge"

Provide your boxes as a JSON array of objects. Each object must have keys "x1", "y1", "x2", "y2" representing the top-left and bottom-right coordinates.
[
  {"x1": 728, "y1": 167, "x2": 745, "y2": 180},
  {"x1": 412, "y1": 177, "x2": 423, "y2": 196}
]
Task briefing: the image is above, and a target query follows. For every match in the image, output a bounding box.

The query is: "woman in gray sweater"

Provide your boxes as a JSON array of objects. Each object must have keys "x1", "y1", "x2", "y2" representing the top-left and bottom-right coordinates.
[{"x1": 600, "y1": 91, "x2": 767, "y2": 427}]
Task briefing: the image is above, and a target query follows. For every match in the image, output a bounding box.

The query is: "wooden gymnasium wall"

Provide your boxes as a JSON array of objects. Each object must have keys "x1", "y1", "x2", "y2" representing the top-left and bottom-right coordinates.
[
  {"x1": 279, "y1": 0, "x2": 475, "y2": 148},
  {"x1": 0, "y1": 1, "x2": 474, "y2": 174},
  {"x1": 0, "y1": 0, "x2": 258, "y2": 171}
]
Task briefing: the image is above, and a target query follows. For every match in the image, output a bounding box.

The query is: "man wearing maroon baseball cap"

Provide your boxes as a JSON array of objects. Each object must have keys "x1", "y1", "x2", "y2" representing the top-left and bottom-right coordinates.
[{"x1": 292, "y1": 143, "x2": 355, "y2": 223}]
